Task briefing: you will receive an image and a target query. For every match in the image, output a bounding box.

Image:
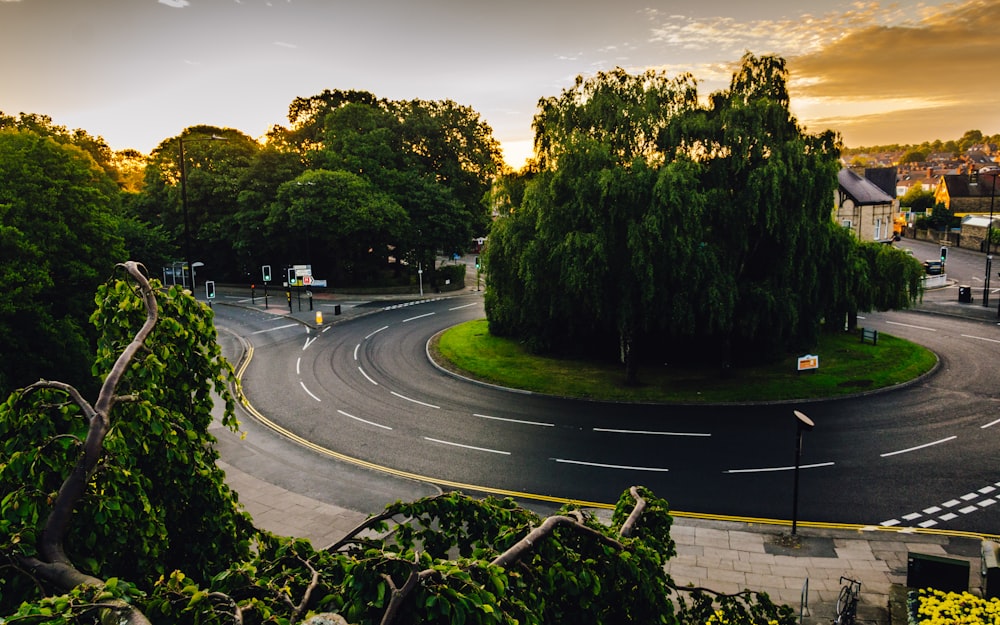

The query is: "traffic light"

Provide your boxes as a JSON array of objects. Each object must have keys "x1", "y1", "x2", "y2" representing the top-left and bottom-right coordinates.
[
  {"x1": 262, "y1": 264, "x2": 272, "y2": 282},
  {"x1": 475, "y1": 256, "x2": 480, "y2": 269},
  {"x1": 205, "y1": 281, "x2": 216, "y2": 299},
  {"x1": 940, "y1": 246, "x2": 948, "y2": 263}
]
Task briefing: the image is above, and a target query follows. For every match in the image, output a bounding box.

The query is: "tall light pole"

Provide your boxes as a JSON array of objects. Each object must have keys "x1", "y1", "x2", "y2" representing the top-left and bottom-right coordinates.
[
  {"x1": 178, "y1": 133, "x2": 226, "y2": 291},
  {"x1": 984, "y1": 170, "x2": 997, "y2": 307},
  {"x1": 791, "y1": 410, "x2": 815, "y2": 536}
]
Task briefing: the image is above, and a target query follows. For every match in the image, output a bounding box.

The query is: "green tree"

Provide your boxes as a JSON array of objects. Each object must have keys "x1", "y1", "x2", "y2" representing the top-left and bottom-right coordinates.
[
  {"x1": 488, "y1": 54, "x2": 849, "y2": 377},
  {"x1": 900, "y1": 185, "x2": 936, "y2": 213},
  {"x1": 899, "y1": 148, "x2": 928, "y2": 164},
  {"x1": 136, "y1": 126, "x2": 259, "y2": 282},
  {"x1": 0, "y1": 262, "x2": 253, "y2": 622},
  {"x1": 279, "y1": 92, "x2": 502, "y2": 285},
  {"x1": 0, "y1": 128, "x2": 125, "y2": 397},
  {"x1": 266, "y1": 170, "x2": 410, "y2": 285}
]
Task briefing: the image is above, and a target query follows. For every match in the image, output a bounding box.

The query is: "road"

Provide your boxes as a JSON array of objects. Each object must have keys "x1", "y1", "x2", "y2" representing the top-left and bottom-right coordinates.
[{"x1": 213, "y1": 242, "x2": 1000, "y2": 532}]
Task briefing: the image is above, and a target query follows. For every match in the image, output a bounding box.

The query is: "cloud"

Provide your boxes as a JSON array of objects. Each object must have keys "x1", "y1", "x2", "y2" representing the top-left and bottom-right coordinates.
[
  {"x1": 158, "y1": 0, "x2": 190, "y2": 7},
  {"x1": 646, "y1": 4, "x2": 911, "y2": 57},
  {"x1": 642, "y1": 0, "x2": 1000, "y2": 144},
  {"x1": 786, "y1": 0, "x2": 1000, "y2": 143}
]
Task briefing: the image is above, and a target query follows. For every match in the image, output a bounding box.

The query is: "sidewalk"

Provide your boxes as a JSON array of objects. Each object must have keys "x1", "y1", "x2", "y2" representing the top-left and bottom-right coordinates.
[{"x1": 211, "y1": 281, "x2": 994, "y2": 625}]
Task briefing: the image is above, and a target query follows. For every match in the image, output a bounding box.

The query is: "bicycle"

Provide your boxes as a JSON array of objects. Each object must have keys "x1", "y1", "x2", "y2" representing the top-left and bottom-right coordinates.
[{"x1": 835, "y1": 576, "x2": 862, "y2": 625}]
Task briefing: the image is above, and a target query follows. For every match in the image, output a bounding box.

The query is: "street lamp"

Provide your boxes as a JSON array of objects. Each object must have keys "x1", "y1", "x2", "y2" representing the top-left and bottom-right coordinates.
[
  {"x1": 791, "y1": 410, "x2": 815, "y2": 536},
  {"x1": 178, "y1": 133, "x2": 226, "y2": 291},
  {"x1": 983, "y1": 169, "x2": 997, "y2": 306}
]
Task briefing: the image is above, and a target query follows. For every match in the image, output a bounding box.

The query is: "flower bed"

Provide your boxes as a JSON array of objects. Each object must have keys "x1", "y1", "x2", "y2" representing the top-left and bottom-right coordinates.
[{"x1": 909, "y1": 588, "x2": 1000, "y2": 624}]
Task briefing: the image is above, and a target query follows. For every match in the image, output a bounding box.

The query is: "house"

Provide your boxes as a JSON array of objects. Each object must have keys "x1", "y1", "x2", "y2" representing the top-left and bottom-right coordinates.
[
  {"x1": 835, "y1": 167, "x2": 899, "y2": 243},
  {"x1": 934, "y1": 172, "x2": 1000, "y2": 216}
]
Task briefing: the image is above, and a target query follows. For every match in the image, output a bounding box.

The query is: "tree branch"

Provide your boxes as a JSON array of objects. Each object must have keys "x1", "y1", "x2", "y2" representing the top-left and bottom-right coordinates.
[
  {"x1": 619, "y1": 485, "x2": 646, "y2": 537},
  {"x1": 490, "y1": 515, "x2": 623, "y2": 569},
  {"x1": 290, "y1": 556, "x2": 320, "y2": 625},
  {"x1": 378, "y1": 552, "x2": 429, "y2": 625},
  {"x1": 37, "y1": 262, "x2": 156, "y2": 569}
]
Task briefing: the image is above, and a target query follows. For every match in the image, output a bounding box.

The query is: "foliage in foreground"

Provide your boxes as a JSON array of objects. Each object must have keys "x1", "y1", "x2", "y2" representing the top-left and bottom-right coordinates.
[{"x1": 0, "y1": 265, "x2": 796, "y2": 624}]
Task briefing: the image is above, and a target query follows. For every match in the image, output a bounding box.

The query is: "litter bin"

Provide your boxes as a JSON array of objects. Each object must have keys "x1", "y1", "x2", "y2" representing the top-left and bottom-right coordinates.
[
  {"x1": 959, "y1": 285, "x2": 972, "y2": 303},
  {"x1": 983, "y1": 541, "x2": 1000, "y2": 599}
]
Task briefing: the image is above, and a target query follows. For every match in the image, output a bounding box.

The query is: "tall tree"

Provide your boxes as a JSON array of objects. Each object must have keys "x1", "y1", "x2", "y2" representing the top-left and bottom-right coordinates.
[
  {"x1": 265, "y1": 170, "x2": 409, "y2": 285},
  {"x1": 137, "y1": 126, "x2": 259, "y2": 282},
  {"x1": 487, "y1": 54, "x2": 896, "y2": 379},
  {"x1": 0, "y1": 128, "x2": 125, "y2": 397}
]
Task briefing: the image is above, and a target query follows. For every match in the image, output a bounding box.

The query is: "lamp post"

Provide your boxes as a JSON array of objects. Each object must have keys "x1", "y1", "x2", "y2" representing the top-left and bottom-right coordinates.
[
  {"x1": 178, "y1": 133, "x2": 226, "y2": 291},
  {"x1": 791, "y1": 410, "x2": 815, "y2": 536},
  {"x1": 984, "y1": 171, "x2": 998, "y2": 306}
]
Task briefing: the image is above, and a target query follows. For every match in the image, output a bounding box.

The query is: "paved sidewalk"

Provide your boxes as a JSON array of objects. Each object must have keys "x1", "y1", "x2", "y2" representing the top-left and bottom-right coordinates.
[{"x1": 210, "y1": 280, "x2": 994, "y2": 624}]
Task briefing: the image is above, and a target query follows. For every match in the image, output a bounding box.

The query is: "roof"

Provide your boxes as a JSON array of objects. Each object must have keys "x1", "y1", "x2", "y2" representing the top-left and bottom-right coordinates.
[
  {"x1": 838, "y1": 168, "x2": 894, "y2": 205},
  {"x1": 940, "y1": 173, "x2": 1000, "y2": 198},
  {"x1": 864, "y1": 167, "x2": 897, "y2": 198},
  {"x1": 961, "y1": 215, "x2": 1000, "y2": 228}
]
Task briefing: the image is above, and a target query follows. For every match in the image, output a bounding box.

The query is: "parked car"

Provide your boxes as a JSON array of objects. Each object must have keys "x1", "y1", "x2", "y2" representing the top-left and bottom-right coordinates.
[{"x1": 923, "y1": 260, "x2": 943, "y2": 275}]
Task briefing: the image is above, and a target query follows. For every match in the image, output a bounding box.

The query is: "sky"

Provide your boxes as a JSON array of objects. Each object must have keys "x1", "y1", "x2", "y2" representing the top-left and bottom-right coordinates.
[{"x1": 2, "y1": 0, "x2": 999, "y2": 169}]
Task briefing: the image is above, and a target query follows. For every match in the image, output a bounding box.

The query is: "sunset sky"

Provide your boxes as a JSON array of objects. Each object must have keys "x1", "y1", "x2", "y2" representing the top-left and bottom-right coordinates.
[{"x1": 2, "y1": 0, "x2": 998, "y2": 169}]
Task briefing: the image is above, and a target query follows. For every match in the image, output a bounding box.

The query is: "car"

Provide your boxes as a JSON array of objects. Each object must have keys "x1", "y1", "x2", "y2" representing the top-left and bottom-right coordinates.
[{"x1": 923, "y1": 260, "x2": 943, "y2": 275}]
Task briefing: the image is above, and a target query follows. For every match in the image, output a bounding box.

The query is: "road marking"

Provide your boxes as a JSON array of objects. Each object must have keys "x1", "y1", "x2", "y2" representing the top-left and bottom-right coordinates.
[
  {"x1": 885, "y1": 320, "x2": 937, "y2": 331},
  {"x1": 982, "y1": 417, "x2": 1000, "y2": 429},
  {"x1": 364, "y1": 326, "x2": 388, "y2": 340},
  {"x1": 296, "y1": 357, "x2": 301, "y2": 375},
  {"x1": 880, "y1": 436, "x2": 956, "y2": 457},
  {"x1": 338, "y1": 409, "x2": 392, "y2": 430},
  {"x1": 474, "y1": 413, "x2": 554, "y2": 427},
  {"x1": 424, "y1": 437, "x2": 510, "y2": 455},
  {"x1": 353, "y1": 344, "x2": 360, "y2": 360},
  {"x1": 553, "y1": 458, "x2": 670, "y2": 472},
  {"x1": 391, "y1": 391, "x2": 439, "y2": 409},
  {"x1": 594, "y1": 427, "x2": 711, "y2": 437},
  {"x1": 358, "y1": 367, "x2": 378, "y2": 385},
  {"x1": 449, "y1": 303, "x2": 478, "y2": 310},
  {"x1": 403, "y1": 312, "x2": 435, "y2": 323},
  {"x1": 723, "y1": 461, "x2": 834, "y2": 474},
  {"x1": 303, "y1": 336, "x2": 317, "y2": 350},
  {"x1": 962, "y1": 334, "x2": 1000, "y2": 344},
  {"x1": 251, "y1": 323, "x2": 298, "y2": 334},
  {"x1": 300, "y1": 381, "x2": 321, "y2": 402}
]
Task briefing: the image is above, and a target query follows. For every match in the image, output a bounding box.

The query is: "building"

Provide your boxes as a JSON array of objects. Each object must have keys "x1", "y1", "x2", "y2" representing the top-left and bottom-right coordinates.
[
  {"x1": 934, "y1": 172, "x2": 1000, "y2": 216},
  {"x1": 835, "y1": 168, "x2": 899, "y2": 243}
]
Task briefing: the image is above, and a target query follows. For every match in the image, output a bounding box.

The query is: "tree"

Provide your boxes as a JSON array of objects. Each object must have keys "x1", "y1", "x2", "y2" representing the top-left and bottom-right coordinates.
[
  {"x1": 0, "y1": 128, "x2": 126, "y2": 398},
  {"x1": 266, "y1": 170, "x2": 410, "y2": 285},
  {"x1": 0, "y1": 262, "x2": 253, "y2": 622},
  {"x1": 900, "y1": 185, "x2": 936, "y2": 213},
  {"x1": 486, "y1": 54, "x2": 850, "y2": 379},
  {"x1": 136, "y1": 126, "x2": 260, "y2": 282},
  {"x1": 1, "y1": 264, "x2": 795, "y2": 625},
  {"x1": 277, "y1": 92, "x2": 503, "y2": 285}
]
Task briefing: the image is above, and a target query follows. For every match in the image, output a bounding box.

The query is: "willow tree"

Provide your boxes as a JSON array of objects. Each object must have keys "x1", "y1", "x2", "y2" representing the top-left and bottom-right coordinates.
[
  {"x1": 486, "y1": 68, "x2": 701, "y2": 383},
  {"x1": 657, "y1": 54, "x2": 842, "y2": 363},
  {"x1": 487, "y1": 54, "x2": 851, "y2": 379}
]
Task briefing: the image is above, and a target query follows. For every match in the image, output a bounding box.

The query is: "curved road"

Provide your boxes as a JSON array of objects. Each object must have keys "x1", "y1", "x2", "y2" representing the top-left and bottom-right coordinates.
[{"x1": 214, "y1": 268, "x2": 1000, "y2": 534}]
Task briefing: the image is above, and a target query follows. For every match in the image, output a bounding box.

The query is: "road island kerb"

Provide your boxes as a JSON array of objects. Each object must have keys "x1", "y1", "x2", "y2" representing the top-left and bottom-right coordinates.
[{"x1": 208, "y1": 280, "x2": 998, "y2": 625}]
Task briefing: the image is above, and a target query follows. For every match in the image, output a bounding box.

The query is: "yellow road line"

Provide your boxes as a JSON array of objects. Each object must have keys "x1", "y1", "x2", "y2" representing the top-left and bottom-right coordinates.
[{"x1": 231, "y1": 336, "x2": 1000, "y2": 541}]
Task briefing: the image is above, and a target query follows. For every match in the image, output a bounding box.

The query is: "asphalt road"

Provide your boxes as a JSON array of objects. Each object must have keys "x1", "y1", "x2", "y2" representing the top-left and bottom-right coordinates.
[{"x1": 213, "y1": 242, "x2": 1000, "y2": 532}]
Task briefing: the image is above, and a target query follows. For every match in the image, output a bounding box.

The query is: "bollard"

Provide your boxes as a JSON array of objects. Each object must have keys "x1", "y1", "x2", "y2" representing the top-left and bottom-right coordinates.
[{"x1": 315, "y1": 310, "x2": 323, "y2": 325}]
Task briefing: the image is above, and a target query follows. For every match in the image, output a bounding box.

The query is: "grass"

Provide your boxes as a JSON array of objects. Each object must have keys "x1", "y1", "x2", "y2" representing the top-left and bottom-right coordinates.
[{"x1": 432, "y1": 320, "x2": 938, "y2": 403}]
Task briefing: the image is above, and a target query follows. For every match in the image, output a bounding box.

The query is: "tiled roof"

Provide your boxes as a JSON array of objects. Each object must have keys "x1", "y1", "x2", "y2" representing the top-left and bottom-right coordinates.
[{"x1": 838, "y1": 168, "x2": 894, "y2": 205}]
